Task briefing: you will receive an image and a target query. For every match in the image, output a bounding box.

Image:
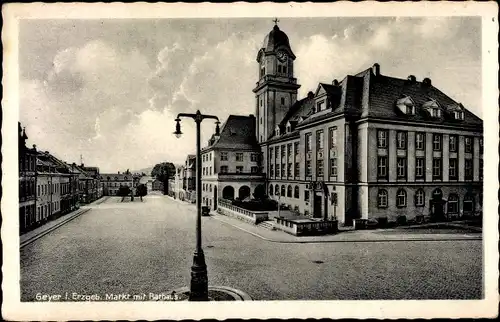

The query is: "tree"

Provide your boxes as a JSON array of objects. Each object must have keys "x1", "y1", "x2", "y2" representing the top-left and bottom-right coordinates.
[
  {"x1": 151, "y1": 162, "x2": 176, "y2": 195},
  {"x1": 118, "y1": 186, "x2": 131, "y2": 202},
  {"x1": 136, "y1": 184, "x2": 147, "y2": 201}
]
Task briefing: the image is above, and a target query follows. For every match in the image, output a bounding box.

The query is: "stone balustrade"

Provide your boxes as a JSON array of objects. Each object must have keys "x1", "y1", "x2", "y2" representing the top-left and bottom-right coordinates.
[
  {"x1": 274, "y1": 217, "x2": 338, "y2": 236},
  {"x1": 217, "y1": 199, "x2": 268, "y2": 224}
]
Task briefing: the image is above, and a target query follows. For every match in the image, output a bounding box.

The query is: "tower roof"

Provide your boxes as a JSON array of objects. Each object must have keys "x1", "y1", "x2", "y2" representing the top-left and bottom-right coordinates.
[{"x1": 261, "y1": 25, "x2": 295, "y2": 57}]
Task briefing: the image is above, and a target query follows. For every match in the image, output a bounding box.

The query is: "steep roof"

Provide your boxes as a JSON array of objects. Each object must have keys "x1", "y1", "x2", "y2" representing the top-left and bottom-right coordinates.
[
  {"x1": 204, "y1": 115, "x2": 259, "y2": 150},
  {"x1": 367, "y1": 73, "x2": 482, "y2": 127}
]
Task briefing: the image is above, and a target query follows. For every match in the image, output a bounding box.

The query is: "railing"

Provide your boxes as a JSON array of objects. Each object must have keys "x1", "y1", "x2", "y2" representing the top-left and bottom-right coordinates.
[
  {"x1": 217, "y1": 199, "x2": 268, "y2": 224},
  {"x1": 275, "y1": 217, "x2": 338, "y2": 236}
]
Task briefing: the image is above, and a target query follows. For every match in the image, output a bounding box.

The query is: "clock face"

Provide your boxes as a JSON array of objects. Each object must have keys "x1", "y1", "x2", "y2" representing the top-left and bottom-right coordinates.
[{"x1": 277, "y1": 51, "x2": 288, "y2": 62}]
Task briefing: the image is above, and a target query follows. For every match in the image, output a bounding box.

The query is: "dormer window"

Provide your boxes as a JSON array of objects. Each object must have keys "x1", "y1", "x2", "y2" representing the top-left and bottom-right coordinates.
[
  {"x1": 396, "y1": 96, "x2": 415, "y2": 115},
  {"x1": 275, "y1": 125, "x2": 281, "y2": 136},
  {"x1": 316, "y1": 101, "x2": 325, "y2": 113},
  {"x1": 286, "y1": 121, "x2": 292, "y2": 133},
  {"x1": 422, "y1": 99, "x2": 442, "y2": 119},
  {"x1": 448, "y1": 103, "x2": 465, "y2": 121}
]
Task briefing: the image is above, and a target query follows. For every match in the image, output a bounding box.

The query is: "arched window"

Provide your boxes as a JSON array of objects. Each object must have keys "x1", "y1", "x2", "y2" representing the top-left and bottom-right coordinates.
[
  {"x1": 281, "y1": 185, "x2": 286, "y2": 197},
  {"x1": 275, "y1": 184, "x2": 279, "y2": 196},
  {"x1": 377, "y1": 189, "x2": 388, "y2": 208},
  {"x1": 447, "y1": 194, "x2": 459, "y2": 214},
  {"x1": 269, "y1": 185, "x2": 274, "y2": 195},
  {"x1": 415, "y1": 189, "x2": 425, "y2": 207},
  {"x1": 287, "y1": 185, "x2": 292, "y2": 197},
  {"x1": 463, "y1": 194, "x2": 475, "y2": 213},
  {"x1": 432, "y1": 188, "x2": 443, "y2": 200},
  {"x1": 396, "y1": 189, "x2": 407, "y2": 207},
  {"x1": 294, "y1": 186, "x2": 300, "y2": 199}
]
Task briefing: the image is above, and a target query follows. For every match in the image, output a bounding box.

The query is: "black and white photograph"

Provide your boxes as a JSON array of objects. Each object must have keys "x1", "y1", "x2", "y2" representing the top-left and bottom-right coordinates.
[{"x1": 2, "y1": 2, "x2": 498, "y2": 320}]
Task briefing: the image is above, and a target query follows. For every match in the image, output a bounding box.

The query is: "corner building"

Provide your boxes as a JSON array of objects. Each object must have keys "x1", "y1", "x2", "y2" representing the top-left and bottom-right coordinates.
[{"x1": 205, "y1": 24, "x2": 483, "y2": 225}]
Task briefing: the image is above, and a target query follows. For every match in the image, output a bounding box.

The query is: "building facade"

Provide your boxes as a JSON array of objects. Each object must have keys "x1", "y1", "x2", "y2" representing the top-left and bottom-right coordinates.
[
  {"x1": 100, "y1": 173, "x2": 134, "y2": 196},
  {"x1": 18, "y1": 123, "x2": 37, "y2": 233},
  {"x1": 196, "y1": 23, "x2": 483, "y2": 225}
]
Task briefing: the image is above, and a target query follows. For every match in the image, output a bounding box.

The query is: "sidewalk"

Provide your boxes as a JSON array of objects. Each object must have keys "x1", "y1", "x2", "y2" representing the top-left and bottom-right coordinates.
[
  {"x1": 20, "y1": 196, "x2": 110, "y2": 248},
  {"x1": 208, "y1": 212, "x2": 482, "y2": 243}
]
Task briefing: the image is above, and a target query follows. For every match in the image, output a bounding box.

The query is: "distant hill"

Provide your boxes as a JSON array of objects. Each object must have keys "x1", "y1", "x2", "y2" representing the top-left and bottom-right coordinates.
[{"x1": 131, "y1": 166, "x2": 153, "y2": 176}]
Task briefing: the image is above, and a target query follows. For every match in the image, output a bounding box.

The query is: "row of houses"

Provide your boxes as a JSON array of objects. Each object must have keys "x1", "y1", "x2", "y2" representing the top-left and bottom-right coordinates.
[
  {"x1": 169, "y1": 23, "x2": 483, "y2": 225},
  {"x1": 18, "y1": 122, "x2": 104, "y2": 234}
]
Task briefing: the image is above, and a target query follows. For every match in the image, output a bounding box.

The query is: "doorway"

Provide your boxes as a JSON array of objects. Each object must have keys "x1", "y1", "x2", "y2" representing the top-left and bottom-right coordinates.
[
  {"x1": 313, "y1": 194, "x2": 322, "y2": 218},
  {"x1": 213, "y1": 186, "x2": 218, "y2": 210}
]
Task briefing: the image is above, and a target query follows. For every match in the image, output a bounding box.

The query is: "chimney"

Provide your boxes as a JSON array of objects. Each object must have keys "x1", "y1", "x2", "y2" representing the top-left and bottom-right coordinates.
[
  {"x1": 307, "y1": 91, "x2": 314, "y2": 99},
  {"x1": 332, "y1": 79, "x2": 339, "y2": 86},
  {"x1": 422, "y1": 78, "x2": 432, "y2": 86},
  {"x1": 407, "y1": 75, "x2": 416, "y2": 82},
  {"x1": 373, "y1": 63, "x2": 380, "y2": 76}
]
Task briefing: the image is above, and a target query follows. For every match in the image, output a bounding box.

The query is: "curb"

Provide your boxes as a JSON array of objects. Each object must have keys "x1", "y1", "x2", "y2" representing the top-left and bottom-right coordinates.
[
  {"x1": 20, "y1": 196, "x2": 109, "y2": 248},
  {"x1": 172, "y1": 285, "x2": 252, "y2": 301},
  {"x1": 210, "y1": 214, "x2": 482, "y2": 244}
]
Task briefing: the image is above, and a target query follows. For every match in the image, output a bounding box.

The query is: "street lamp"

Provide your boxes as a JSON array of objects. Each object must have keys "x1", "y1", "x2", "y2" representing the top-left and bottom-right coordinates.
[{"x1": 174, "y1": 110, "x2": 220, "y2": 301}]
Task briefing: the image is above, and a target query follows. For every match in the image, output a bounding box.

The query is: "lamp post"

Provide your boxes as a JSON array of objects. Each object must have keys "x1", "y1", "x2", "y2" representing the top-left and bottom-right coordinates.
[{"x1": 174, "y1": 110, "x2": 220, "y2": 301}]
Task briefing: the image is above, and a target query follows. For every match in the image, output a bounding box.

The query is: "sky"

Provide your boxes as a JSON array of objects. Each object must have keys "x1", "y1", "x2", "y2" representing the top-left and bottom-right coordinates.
[{"x1": 19, "y1": 17, "x2": 482, "y2": 172}]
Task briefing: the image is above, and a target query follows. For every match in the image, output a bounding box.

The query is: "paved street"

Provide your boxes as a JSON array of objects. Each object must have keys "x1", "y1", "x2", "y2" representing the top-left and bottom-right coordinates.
[{"x1": 21, "y1": 195, "x2": 482, "y2": 301}]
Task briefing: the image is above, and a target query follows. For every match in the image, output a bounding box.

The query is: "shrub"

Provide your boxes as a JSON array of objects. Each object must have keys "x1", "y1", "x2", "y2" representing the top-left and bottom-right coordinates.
[
  {"x1": 396, "y1": 215, "x2": 407, "y2": 226},
  {"x1": 377, "y1": 217, "x2": 388, "y2": 228}
]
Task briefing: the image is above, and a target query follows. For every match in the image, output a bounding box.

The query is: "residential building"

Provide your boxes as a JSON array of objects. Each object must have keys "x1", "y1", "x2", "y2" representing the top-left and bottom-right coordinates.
[
  {"x1": 18, "y1": 123, "x2": 37, "y2": 233},
  {"x1": 100, "y1": 172, "x2": 134, "y2": 196}
]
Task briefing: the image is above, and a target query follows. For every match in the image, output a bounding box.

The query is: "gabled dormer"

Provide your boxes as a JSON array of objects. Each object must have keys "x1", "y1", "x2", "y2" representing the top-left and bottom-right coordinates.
[
  {"x1": 422, "y1": 99, "x2": 442, "y2": 119},
  {"x1": 446, "y1": 103, "x2": 465, "y2": 121},
  {"x1": 285, "y1": 121, "x2": 292, "y2": 133},
  {"x1": 275, "y1": 124, "x2": 281, "y2": 136},
  {"x1": 395, "y1": 95, "x2": 416, "y2": 115}
]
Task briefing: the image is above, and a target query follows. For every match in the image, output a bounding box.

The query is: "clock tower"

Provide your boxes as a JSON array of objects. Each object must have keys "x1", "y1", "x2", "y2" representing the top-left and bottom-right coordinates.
[{"x1": 253, "y1": 21, "x2": 301, "y2": 144}]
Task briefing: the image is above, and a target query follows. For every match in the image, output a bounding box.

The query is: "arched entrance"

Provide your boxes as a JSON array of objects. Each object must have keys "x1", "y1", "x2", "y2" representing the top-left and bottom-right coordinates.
[
  {"x1": 254, "y1": 184, "x2": 265, "y2": 200},
  {"x1": 222, "y1": 186, "x2": 235, "y2": 200},
  {"x1": 238, "y1": 186, "x2": 251, "y2": 200},
  {"x1": 213, "y1": 186, "x2": 218, "y2": 210},
  {"x1": 430, "y1": 188, "x2": 445, "y2": 222}
]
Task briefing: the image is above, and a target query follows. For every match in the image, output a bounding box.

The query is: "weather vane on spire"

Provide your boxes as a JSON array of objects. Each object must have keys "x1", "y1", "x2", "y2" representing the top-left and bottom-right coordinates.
[{"x1": 273, "y1": 18, "x2": 280, "y2": 26}]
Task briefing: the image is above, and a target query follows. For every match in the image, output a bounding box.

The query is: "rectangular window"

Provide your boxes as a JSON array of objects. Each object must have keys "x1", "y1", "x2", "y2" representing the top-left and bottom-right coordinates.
[
  {"x1": 287, "y1": 144, "x2": 292, "y2": 159},
  {"x1": 294, "y1": 162, "x2": 300, "y2": 177},
  {"x1": 377, "y1": 156, "x2": 388, "y2": 178},
  {"x1": 236, "y1": 153, "x2": 243, "y2": 162},
  {"x1": 449, "y1": 135, "x2": 458, "y2": 152},
  {"x1": 280, "y1": 145, "x2": 285, "y2": 158},
  {"x1": 377, "y1": 130, "x2": 388, "y2": 148},
  {"x1": 432, "y1": 158, "x2": 442, "y2": 180},
  {"x1": 251, "y1": 153, "x2": 259, "y2": 162},
  {"x1": 397, "y1": 157, "x2": 407, "y2": 178},
  {"x1": 287, "y1": 163, "x2": 292, "y2": 177},
  {"x1": 276, "y1": 164, "x2": 280, "y2": 177},
  {"x1": 294, "y1": 142, "x2": 299, "y2": 156},
  {"x1": 479, "y1": 138, "x2": 483, "y2": 154},
  {"x1": 220, "y1": 166, "x2": 228, "y2": 173},
  {"x1": 317, "y1": 130, "x2": 324, "y2": 150},
  {"x1": 465, "y1": 159, "x2": 473, "y2": 180},
  {"x1": 316, "y1": 101, "x2": 325, "y2": 112},
  {"x1": 329, "y1": 127, "x2": 337, "y2": 148},
  {"x1": 251, "y1": 166, "x2": 259, "y2": 173},
  {"x1": 209, "y1": 153, "x2": 212, "y2": 161},
  {"x1": 304, "y1": 190, "x2": 310, "y2": 202},
  {"x1": 465, "y1": 137, "x2": 473, "y2": 153},
  {"x1": 236, "y1": 166, "x2": 243, "y2": 173},
  {"x1": 330, "y1": 158, "x2": 338, "y2": 177},
  {"x1": 397, "y1": 131, "x2": 407, "y2": 150},
  {"x1": 270, "y1": 164, "x2": 274, "y2": 177},
  {"x1": 433, "y1": 134, "x2": 442, "y2": 151},
  {"x1": 209, "y1": 167, "x2": 212, "y2": 175},
  {"x1": 305, "y1": 133, "x2": 312, "y2": 152},
  {"x1": 317, "y1": 159, "x2": 324, "y2": 177},
  {"x1": 275, "y1": 146, "x2": 279, "y2": 159},
  {"x1": 281, "y1": 163, "x2": 286, "y2": 177},
  {"x1": 449, "y1": 158, "x2": 458, "y2": 180},
  {"x1": 269, "y1": 148, "x2": 273, "y2": 160},
  {"x1": 479, "y1": 159, "x2": 483, "y2": 180},
  {"x1": 281, "y1": 97, "x2": 285, "y2": 105},
  {"x1": 306, "y1": 160, "x2": 312, "y2": 177}
]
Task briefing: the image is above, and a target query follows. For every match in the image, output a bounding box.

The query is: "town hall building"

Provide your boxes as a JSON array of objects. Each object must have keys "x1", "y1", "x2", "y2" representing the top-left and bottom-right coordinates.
[{"x1": 196, "y1": 22, "x2": 483, "y2": 225}]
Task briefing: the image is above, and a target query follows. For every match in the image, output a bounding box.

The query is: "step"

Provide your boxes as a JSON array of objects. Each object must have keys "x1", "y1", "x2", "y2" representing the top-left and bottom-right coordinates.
[{"x1": 257, "y1": 220, "x2": 275, "y2": 230}]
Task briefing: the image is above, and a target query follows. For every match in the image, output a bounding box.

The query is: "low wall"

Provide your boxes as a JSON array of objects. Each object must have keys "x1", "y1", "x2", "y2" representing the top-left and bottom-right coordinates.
[
  {"x1": 217, "y1": 199, "x2": 268, "y2": 224},
  {"x1": 274, "y1": 217, "x2": 338, "y2": 236}
]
